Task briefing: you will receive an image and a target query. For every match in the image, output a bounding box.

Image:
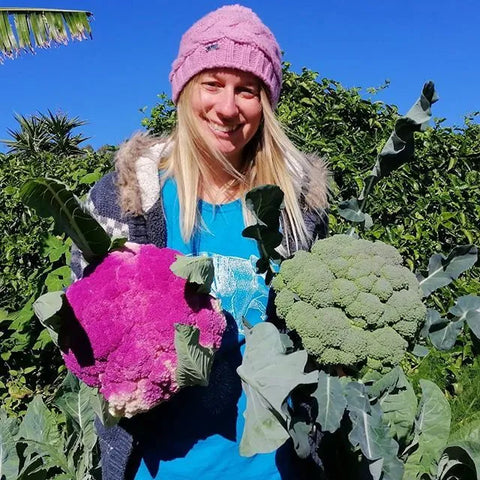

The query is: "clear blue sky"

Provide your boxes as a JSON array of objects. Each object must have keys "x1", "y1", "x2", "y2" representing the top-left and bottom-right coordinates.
[{"x1": 1, "y1": 0, "x2": 478, "y2": 151}]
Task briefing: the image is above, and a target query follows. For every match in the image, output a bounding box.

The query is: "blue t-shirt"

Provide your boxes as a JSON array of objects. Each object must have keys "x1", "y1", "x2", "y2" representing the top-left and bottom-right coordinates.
[{"x1": 134, "y1": 177, "x2": 284, "y2": 480}]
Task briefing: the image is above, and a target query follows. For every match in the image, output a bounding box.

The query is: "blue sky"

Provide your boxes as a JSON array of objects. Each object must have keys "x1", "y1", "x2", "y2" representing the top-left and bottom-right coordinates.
[{"x1": 1, "y1": 0, "x2": 478, "y2": 151}]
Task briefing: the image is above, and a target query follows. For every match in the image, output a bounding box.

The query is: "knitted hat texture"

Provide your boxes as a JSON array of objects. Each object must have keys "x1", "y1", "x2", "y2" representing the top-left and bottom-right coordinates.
[{"x1": 169, "y1": 5, "x2": 282, "y2": 106}]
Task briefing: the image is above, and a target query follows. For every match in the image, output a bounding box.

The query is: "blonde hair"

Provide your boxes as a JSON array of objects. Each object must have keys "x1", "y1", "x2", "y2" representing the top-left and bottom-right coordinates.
[{"x1": 160, "y1": 76, "x2": 325, "y2": 253}]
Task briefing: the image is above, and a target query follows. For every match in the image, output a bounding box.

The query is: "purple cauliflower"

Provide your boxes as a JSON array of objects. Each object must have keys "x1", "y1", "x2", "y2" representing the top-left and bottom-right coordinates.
[{"x1": 63, "y1": 243, "x2": 226, "y2": 418}]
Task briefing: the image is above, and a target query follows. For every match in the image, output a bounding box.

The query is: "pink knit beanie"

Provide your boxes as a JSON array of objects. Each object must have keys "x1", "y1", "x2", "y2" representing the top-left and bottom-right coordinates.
[{"x1": 169, "y1": 4, "x2": 282, "y2": 106}]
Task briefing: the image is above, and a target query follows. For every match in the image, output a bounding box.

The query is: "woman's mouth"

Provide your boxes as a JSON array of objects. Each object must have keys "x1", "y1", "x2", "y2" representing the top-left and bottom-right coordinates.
[{"x1": 207, "y1": 121, "x2": 241, "y2": 134}]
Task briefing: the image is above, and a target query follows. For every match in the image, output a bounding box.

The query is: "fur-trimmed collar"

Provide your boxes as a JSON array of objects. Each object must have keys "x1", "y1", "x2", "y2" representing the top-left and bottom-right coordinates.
[{"x1": 113, "y1": 131, "x2": 329, "y2": 215}]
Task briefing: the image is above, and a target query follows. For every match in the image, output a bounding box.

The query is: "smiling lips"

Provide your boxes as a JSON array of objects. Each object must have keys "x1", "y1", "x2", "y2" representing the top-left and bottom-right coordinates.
[{"x1": 207, "y1": 120, "x2": 241, "y2": 134}]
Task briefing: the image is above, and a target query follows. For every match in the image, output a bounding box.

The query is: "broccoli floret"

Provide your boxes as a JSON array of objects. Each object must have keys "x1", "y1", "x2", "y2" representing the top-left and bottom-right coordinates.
[
  {"x1": 380, "y1": 264, "x2": 419, "y2": 291},
  {"x1": 384, "y1": 290, "x2": 427, "y2": 341},
  {"x1": 370, "y1": 277, "x2": 394, "y2": 302},
  {"x1": 366, "y1": 327, "x2": 408, "y2": 373},
  {"x1": 345, "y1": 292, "x2": 385, "y2": 324},
  {"x1": 273, "y1": 234, "x2": 427, "y2": 374},
  {"x1": 331, "y1": 278, "x2": 359, "y2": 308}
]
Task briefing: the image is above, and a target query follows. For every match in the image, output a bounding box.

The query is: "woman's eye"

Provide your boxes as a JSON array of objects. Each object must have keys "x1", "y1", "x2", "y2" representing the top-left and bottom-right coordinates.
[
  {"x1": 202, "y1": 81, "x2": 220, "y2": 90},
  {"x1": 238, "y1": 87, "x2": 258, "y2": 98}
]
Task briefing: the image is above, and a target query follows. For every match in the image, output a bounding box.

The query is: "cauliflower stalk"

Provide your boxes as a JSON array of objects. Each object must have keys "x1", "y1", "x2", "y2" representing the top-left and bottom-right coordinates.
[
  {"x1": 63, "y1": 243, "x2": 226, "y2": 418},
  {"x1": 272, "y1": 234, "x2": 426, "y2": 372}
]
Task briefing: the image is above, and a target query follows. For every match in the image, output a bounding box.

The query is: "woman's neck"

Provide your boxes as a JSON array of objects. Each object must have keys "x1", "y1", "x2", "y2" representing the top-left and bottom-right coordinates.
[{"x1": 199, "y1": 168, "x2": 244, "y2": 205}]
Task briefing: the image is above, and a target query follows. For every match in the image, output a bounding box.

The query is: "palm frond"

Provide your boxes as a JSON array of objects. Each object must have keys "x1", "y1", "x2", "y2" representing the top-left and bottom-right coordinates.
[{"x1": 0, "y1": 8, "x2": 93, "y2": 63}]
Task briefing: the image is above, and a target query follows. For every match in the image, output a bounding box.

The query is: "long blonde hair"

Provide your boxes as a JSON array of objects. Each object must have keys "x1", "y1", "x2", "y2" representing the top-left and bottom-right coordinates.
[{"x1": 159, "y1": 76, "x2": 325, "y2": 252}]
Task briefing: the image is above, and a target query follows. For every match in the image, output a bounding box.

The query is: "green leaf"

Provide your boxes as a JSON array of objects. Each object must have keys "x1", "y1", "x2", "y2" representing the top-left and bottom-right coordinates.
[
  {"x1": 417, "y1": 245, "x2": 478, "y2": 298},
  {"x1": 245, "y1": 185, "x2": 285, "y2": 229},
  {"x1": 33, "y1": 291, "x2": 64, "y2": 346},
  {"x1": 448, "y1": 418, "x2": 480, "y2": 445},
  {"x1": 18, "y1": 396, "x2": 61, "y2": 447},
  {"x1": 20, "y1": 177, "x2": 111, "y2": 263},
  {"x1": 351, "y1": 81, "x2": 438, "y2": 220},
  {"x1": 437, "y1": 444, "x2": 479, "y2": 480},
  {"x1": 170, "y1": 255, "x2": 214, "y2": 294},
  {"x1": 312, "y1": 371, "x2": 347, "y2": 433},
  {"x1": 33, "y1": 328, "x2": 53, "y2": 350},
  {"x1": 371, "y1": 81, "x2": 438, "y2": 180},
  {"x1": 109, "y1": 236, "x2": 128, "y2": 252},
  {"x1": 0, "y1": 8, "x2": 92, "y2": 63},
  {"x1": 338, "y1": 198, "x2": 367, "y2": 223},
  {"x1": 174, "y1": 324, "x2": 215, "y2": 388},
  {"x1": 404, "y1": 380, "x2": 451, "y2": 478},
  {"x1": 79, "y1": 172, "x2": 101, "y2": 184},
  {"x1": 346, "y1": 382, "x2": 404, "y2": 479},
  {"x1": 411, "y1": 344, "x2": 430, "y2": 357},
  {"x1": 287, "y1": 417, "x2": 312, "y2": 459},
  {"x1": 371, "y1": 367, "x2": 417, "y2": 445},
  {"x1": 33, "y1": 291, "x2": 63, "y2": 324},
  {"x1": 45, "y1": 265, "x2": 72, "y2": 291},
  {"x1": 0, "y1": 410, "x2": 20, "y2": 480},
  {"x1": 89, "y1": 388, "x2": 119, "y2": 428},
  {"x1": 420, "y1": 308, "x2": 441, "y2": 339},
  {"x1": 42, "y1": 234, "x2": 68, "y2": 262},
  {"x1": 449, "y1": 295, "x2": 480, "y2": 340},
  {"x1": 242, "y1": 185, "x2": 284, "y2": 283},
  {"x1": 236, "y1": 322, "x2": 317, "y2": 456},
  {"x1": 428, "y1": 316, "x2": 464, "y2": 351},
  {"x1": 55, "y1": 382, "x2": 97, "y2": 451}
]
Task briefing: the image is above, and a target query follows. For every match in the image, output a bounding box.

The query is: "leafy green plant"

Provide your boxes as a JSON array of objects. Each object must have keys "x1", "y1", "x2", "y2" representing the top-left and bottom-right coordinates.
[
  {"x1": 1, "y1": 111, "x2": 88, "y2": 158},
  {"x1": 234, "y1": 81, "x2": 479, "y2": 479},
  {"x1": 0, "y1": 374, "x2": 101, "y2": 479}
]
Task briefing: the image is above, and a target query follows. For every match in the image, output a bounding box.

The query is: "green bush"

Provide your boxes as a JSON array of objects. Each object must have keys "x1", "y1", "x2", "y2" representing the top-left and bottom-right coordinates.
[{"x1": 0, "y1": 143, "x2": 115, "y2": 415}]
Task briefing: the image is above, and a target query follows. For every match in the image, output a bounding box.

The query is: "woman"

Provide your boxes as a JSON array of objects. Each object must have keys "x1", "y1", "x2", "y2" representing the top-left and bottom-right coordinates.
[{"x1": 73, "y1": 5, "x2": 329, "y2": 479}]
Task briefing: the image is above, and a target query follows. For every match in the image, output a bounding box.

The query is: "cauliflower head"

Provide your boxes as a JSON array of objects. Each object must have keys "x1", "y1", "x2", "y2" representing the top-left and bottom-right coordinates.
[
  {"x1": 63, "y1": 243, "x2": 226, "y2": 417},
  {"x1": 272, "y1": 235, "x2": 426, "y2": 372}
]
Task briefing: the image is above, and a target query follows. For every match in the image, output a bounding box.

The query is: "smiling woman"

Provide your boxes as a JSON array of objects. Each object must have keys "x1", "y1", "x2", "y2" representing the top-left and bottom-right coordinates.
[{"x1": 71, "y1": 4, "x2": 329, "y2": 480}]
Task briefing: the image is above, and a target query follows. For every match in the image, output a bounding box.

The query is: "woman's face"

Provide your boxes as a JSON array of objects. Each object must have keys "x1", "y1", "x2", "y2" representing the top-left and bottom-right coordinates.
[{"x1": 191, "y1": 68, "x2": 263, "y2": 167}]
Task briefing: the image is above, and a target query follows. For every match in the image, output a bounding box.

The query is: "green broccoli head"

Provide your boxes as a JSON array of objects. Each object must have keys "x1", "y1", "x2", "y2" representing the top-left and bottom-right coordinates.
[{"x1": 272, "y1": 234, "x2": 426, "y2": 373}]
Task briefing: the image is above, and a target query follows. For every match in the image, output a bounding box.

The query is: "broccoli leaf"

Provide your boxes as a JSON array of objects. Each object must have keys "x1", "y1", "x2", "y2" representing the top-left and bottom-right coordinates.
[
  {"x1": 287, "y1": 416, "x2": 312, "y2": 459},
  {"x1": 174, "y1": 324, "x2": 215, "y2": 388},
  {"x1": 371, "y1": 81, "x2": 437, "y2": 180},
  {"x1": 20, "y1": 177, "x2": 111, "y2": 263},
  {"x1": 411, "y1": 344, "x2": 430, "y2": 358},
  {"x1": 236, "y1": 322, "x2": 318, "y2": 456},
  {"x1": 428, "y1": 316, "x2": 464, "y2": 351},
  {"x1": 345, "y1": 383, "x2": 403, "y2": 480},
  {"x1": 449, "y1": 295, "x2": 480, "y2": 340},
  {"x1": 170, "y1": 255, "x2": 214, "y2": 294},
  {"x1": 437, "y1": 444, "x2": 479, "y2": 480},
  {"x1": 338, "y1": 198, "x2": 373, "y2": 228},
  {"x1": 0, "y1": 410, "x2": 20, "y2": 480},
  {"x1": 242, "y1": 185, "x2": 284, "y2": 284},
  {"x1": 417, "y1": 245, "x2": 478, "y2": 298},
  {"x1": 404, "y1": 380, "x2": 451, "y2": 478},
  {"x1": 371, "y1": 367, "x2": 417, "y2": 445},
  {"x1": 312, "y1": 371, "x2": 347, "y2": 433},
  {"x1": 340, "y1": 82, "x2": 438, "y2": 229}
]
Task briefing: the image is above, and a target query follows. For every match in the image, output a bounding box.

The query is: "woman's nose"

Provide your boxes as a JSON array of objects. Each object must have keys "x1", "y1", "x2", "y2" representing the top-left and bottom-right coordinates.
[{"x1": 216, "y1": 89, "x2": 239, "y2": 118}]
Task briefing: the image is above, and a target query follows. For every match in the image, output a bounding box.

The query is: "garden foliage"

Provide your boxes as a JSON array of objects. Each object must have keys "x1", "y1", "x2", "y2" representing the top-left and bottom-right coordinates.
[{"x1": 0, "y1": 63, "x2": 478, "y2": 478}]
